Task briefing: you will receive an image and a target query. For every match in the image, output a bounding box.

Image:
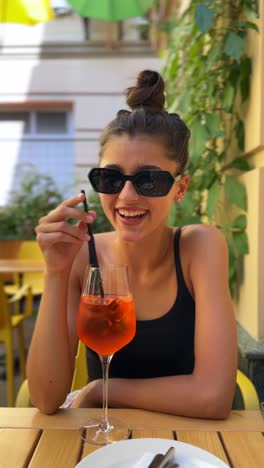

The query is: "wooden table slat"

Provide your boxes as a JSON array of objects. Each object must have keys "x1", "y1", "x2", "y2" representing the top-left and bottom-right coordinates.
[
  {"x1": 132, "y1": 429, "x2": 174, "y2": 439},
  {"x1": 0, "y1": 410, "x2": 263, "y2": 467},
  {"x1": 28, "y1": 429, "x2": 82, "y2": 468},
  {"x1": 82, "y1": 440, "x2": 104, "y2": 459},
  {"x1": 0, "y1": 408, "x2": 263, "y2": 432},
  {"x1": 176, "y1": 431, "x2": 229, "y2": 465},
  {"x1": 221, "y1": 431, "x2": 264, "y2": 468},
  {"x1": 0, "y1": 428, "x2": 41, "y2": 468}
]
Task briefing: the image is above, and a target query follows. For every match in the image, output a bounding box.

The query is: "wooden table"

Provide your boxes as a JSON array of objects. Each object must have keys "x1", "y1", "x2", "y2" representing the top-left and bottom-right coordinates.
[
  {"x1": 0, "y1": 259, "x2": 45, "y2": 274},
  {"x1": 0, "y1": 408, "x2": 263, "y2": 467},
  {"x1": 0, "y1": 259, "x2": 45, "y2": 288}
]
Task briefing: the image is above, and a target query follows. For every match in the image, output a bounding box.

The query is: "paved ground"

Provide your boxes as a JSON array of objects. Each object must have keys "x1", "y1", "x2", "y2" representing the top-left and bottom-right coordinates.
[{"x1": 0, "y1": 305, "x2": 37, "y2": 407}]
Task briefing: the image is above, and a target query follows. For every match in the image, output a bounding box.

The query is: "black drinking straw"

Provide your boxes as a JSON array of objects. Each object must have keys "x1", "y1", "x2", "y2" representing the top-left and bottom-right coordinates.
[{"x1": 81, "y1": 190, "x2": 104, "y2": 298}]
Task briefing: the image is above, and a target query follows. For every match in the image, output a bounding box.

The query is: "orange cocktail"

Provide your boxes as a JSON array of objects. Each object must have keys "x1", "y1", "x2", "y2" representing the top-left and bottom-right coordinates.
[
  {"x1": 77, "y1": 265, "x2": 136, "y2": 445},
  {"x1": 77, "y1": 294, "x2": 136, "y2": 355}
]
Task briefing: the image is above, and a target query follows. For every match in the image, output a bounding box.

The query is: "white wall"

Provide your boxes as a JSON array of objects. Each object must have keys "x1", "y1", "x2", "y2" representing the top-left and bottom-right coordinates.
[{"x1": 0, "y1": 58, "x2": 161, "y2": 94}]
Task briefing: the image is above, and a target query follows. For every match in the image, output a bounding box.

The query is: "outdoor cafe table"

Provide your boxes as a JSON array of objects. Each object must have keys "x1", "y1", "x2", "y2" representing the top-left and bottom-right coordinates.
[
  {"x1": 0, "y1": 259, "x2": 45, "y2": 288},
  {"x1": 0, "y1": 259, "x2": 45, "y2": 275},
  {"x1": 0, "y1": 408, "x2": 263, "y2": 467}
]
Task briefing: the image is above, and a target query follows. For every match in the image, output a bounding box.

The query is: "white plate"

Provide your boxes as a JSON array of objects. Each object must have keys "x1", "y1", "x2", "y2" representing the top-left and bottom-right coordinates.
[{"x1": 76, "y1": 437, "x2": 229, "y2": 467}]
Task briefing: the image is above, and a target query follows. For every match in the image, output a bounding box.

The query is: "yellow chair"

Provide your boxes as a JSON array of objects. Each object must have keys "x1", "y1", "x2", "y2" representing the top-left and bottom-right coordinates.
[
  {"x1": 236, "y1": 369, "x2": 260, "y2": 410},
  {"x1": 16, "y1": 342, "x2": 260, "y2": 410},
  {"x1": 5, "y1": 241, "x2": 44, "y2": 296},
  {"x1": 0, "y1": 277, "x2": 33, "y2": 407},
  {"x1": 15, "y1": 378, "x2": 32, "y2": 408},
  {"x1": 16, "y1": 340, "x2": 89, "y2": 407},
  {"x1": 71, "y1": 339, "x2": 88, "y2": 391}
]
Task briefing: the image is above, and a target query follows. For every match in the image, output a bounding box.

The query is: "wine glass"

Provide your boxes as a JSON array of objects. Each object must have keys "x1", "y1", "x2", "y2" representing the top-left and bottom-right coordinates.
[{"x1": 77, "y1": 264, "x2": 136, "y2": 445}]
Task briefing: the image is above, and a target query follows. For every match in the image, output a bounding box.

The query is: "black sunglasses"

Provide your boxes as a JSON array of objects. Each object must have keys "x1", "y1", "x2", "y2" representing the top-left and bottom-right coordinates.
[{"x1": 88, "y1": 168, "x2": 182, "y2": 197}]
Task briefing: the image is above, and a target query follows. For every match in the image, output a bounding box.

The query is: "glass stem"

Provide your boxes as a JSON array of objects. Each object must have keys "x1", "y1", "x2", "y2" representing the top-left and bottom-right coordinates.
[{"x1": 99, "y1": 354, "x2": 113, "y2": 432}]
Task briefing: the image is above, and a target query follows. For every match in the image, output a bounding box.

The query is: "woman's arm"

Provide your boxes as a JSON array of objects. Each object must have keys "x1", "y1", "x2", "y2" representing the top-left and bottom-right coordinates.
[
  {"x1": 72, "y1": 225, "x2": 237, "y2": 419},
  {"x1": 27, "y1": 270, "x2": 80, "y2": 414},
  {"x1": 26, "y1": 193, "x2": 95, "y2": 414}
]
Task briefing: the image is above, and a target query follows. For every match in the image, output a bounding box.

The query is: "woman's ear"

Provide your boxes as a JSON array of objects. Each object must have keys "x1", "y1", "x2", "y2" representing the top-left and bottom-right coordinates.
[{"x1": 174, "y1": 175, "x2": 189, "y2": 202}]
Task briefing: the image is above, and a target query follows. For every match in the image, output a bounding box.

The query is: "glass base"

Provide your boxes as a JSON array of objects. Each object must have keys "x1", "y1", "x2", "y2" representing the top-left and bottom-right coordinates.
[{"x1": 80, "y1": 417, "x2": 131, "y2": 445}]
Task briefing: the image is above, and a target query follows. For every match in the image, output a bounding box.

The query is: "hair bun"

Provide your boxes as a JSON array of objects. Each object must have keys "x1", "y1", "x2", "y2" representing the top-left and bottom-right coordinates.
[{"x1": 125, "y1": 70, "x2": 165, "y2": 112}]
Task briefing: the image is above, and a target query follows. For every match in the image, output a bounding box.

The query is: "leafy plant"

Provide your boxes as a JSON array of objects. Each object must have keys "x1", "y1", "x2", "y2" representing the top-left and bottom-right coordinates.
[
  {"x1": 163, "y1": 0, "x2": 258, "y2": 297},
  {"x1": 0, "y1": 164, "x2": 63, "y2": 240}
]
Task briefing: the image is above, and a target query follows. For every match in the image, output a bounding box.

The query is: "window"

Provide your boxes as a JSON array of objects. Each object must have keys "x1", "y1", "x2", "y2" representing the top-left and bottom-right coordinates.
[
  {"x1": 0, "y1": 107, "x2": 74, "y2": 204},
  {"x1": 0, "y1": 110, "x2": 70, "y2": 137},
  {"x1": 36, "y1": 111, "x2": 68, "y2": 134},
  {"x1": 0, "y1": 112, "x2": 30, "y2": 136}
]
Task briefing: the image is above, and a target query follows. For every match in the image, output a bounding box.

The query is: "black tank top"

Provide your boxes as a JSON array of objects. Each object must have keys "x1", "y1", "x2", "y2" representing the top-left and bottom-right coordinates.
[{"x1": 86, "y1": 228, "x2": 195, "y2": 381}]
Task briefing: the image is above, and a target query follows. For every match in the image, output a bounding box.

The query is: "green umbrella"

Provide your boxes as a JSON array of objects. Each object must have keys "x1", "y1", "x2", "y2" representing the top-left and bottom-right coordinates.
[{"x1": 66, "y1": 0, "x2": 155, "y2": 22}]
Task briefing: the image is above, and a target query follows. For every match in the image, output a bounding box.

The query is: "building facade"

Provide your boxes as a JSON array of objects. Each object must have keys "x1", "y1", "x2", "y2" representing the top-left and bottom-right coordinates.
[{"x1": 0, "y1": 10, "x2": 161, "y2": 204}]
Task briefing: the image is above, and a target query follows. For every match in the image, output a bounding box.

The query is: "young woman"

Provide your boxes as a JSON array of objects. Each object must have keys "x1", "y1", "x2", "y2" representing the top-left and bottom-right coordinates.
[{"x1": 27, "y1": 70, "x2": 237, "y2": 418}]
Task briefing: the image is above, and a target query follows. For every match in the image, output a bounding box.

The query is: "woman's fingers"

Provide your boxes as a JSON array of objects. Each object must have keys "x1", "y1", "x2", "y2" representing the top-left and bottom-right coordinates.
[
  {"x1": 40, "y1": 207, "x2": 91, "y2": 224},
  {"x1": 39, "y1": 193, "x2": 96, "y2": 224},
  {"x1": 62, "y1": 192, "x2": 86, "y2": 208},
  {"x1": 35, "y1": 193, "x2": 97, "y2": 251},
  {"x1": 36, "y1": 220, "x2": 90, "y2": 241},
  {"x1": 36, "y1": 231, "x2": 88, "y2": 246}
]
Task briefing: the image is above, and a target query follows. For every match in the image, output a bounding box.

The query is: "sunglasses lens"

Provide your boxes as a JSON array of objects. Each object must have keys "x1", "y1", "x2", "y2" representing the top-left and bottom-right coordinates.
[
  {"x1": 89, "y1": 169, "x2": 123, "y2": 194},
  {"x1": 89, "y1": 169, "x2": 175, "y2": 197},
  {"x1": 135, "y1": 171, "x2": 173, "y2": 197}
]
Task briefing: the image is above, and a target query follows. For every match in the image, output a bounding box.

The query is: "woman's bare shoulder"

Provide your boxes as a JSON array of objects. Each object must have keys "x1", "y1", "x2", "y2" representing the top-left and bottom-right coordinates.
[
  {"x1": 180, "y1": 224, "x2": 228, "y2": 259},
  {"x1": 181, "y1": 223, "x2": 226, "y2": 243}
]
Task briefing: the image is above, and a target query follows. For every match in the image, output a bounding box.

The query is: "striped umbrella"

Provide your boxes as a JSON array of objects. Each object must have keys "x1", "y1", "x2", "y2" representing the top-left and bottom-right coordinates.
[
  {"x1": 66, "y1": 0, "x2": 155, "y2": 22},
  {"x1": 0, "y1": 0, "x2": 54, "y2": 25}
]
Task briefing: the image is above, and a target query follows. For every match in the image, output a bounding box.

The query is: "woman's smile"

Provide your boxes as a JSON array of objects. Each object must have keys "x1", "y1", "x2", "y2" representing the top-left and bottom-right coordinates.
[{"x1": 115, "y1": 206, "x2": 149, "y2": 226}]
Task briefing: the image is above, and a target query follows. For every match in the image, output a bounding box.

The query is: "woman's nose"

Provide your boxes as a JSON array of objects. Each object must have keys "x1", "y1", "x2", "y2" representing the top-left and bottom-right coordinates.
[{"x1": 118, "y1": 181, "x2": 139, "y2": 200}]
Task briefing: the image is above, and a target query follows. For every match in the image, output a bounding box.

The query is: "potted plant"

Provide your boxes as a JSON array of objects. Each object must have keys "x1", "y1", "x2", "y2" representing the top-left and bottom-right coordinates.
[{"x1": 0, "y1": 164, "x2": 63, "y2": 259}]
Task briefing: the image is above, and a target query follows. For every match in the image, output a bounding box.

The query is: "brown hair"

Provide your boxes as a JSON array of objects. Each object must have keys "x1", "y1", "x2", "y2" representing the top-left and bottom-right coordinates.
[{"x1": 99, "y1": 70, "x2": 190, "y2": 172}]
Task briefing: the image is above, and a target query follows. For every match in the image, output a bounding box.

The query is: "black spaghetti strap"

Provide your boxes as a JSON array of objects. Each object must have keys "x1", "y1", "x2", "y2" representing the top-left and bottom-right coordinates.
[{"x1": 174, "y1": 228, "x2": 187, "y2": 296}]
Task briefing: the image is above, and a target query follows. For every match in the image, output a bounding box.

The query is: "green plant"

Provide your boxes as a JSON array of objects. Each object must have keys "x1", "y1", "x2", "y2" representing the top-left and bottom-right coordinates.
[
  {"x1": 163, "y1": 0, "x2": 258, "y2": 297},
  {"x1": 0, "y1": 165, "x2": 63, "y2": 240}
]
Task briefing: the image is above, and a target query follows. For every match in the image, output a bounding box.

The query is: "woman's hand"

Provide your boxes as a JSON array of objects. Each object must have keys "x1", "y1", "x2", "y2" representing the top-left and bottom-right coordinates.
[
  {"x1": 35, "y1": 192, "x2": 96, "y2": 273},
  {"x1": 70, "y1": 380, "x2": 102, "y2": 408}
]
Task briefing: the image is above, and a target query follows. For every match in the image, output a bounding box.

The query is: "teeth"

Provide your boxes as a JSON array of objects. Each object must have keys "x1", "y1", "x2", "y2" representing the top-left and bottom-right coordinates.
[{"x1": 118, "y1": 209, "x2": 145, "y2": 217}]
